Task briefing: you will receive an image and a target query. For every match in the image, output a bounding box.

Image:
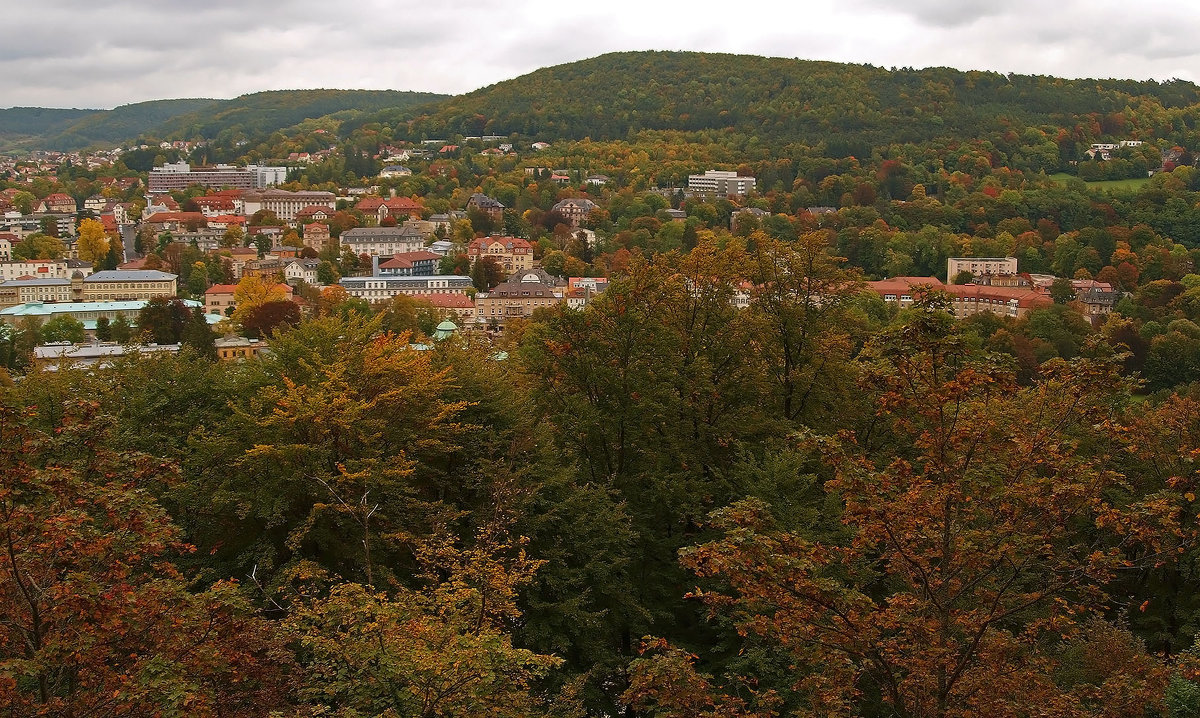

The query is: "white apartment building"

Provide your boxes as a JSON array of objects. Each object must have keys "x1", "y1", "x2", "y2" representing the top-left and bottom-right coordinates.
[{"x1": 687, "y1": 170, "x2": 757, "y2": 196}]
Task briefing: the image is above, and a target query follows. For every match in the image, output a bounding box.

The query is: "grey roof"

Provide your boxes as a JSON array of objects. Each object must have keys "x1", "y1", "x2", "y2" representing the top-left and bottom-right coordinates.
[
  {"x1": 0, "y1": 278, "x2": 69, "y2": 287},
  {"x1": 341, "y1": 227, "x2": 424, "y2": 243},
  {"x1": 340, "y1": 275, "x2": 470, "y2": 288},
  {"x1": 85, "y1": 270, "x2": 177, "y2": 282},
  {"x1": 468, "y1": 193, "x2": 505, "y2": 209}
]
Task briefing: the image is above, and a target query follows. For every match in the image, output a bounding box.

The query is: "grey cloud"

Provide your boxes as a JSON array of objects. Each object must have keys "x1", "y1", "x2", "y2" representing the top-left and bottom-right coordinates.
[{"x1": 3, "y1": 0, "x2": 1200, "y2": 109}]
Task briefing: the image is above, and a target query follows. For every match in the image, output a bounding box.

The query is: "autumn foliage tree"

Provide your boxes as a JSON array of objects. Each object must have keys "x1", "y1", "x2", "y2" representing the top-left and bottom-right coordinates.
[
  {"x1": 632, "y1": 300, "x2": 1178, "y2": 717},
  {"x1": 75, "y1": 217, "x2": 109, "y2": 264},
  {"x1": 0, "y1": 400, "x2": 292, "y2": 715}
]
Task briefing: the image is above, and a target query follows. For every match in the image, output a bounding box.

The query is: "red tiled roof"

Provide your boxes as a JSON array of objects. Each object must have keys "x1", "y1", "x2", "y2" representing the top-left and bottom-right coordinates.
[
  {"x1": 468, "y1": 236, "x2": 533, "y2": 253},
  {"x1": 943, "y1": 284, "x2": 1052, "y2": 309},
  {"x1": 145, "y1": 211, "x2": 207, "y2": 223},
  {"x1": 865, "y1": 277, "x2": 944, "y2": 295},
  {"x1": 391, "y1": 250, "x2": 441, "y2": 262},
  {"x1": 426, "y1": 293, "x2": 475, "y2": 308}
]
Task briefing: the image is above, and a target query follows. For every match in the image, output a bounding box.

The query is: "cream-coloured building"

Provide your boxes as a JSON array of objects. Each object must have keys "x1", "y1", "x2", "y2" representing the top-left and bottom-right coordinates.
[
  {"x1": 947, "y1": 257, "x2": 1018, "y2": 279},
  {"x1": 0, "y1": 259, "x2": 94, "y2": 281},
  {"x1": 242, "y1": 189, "x2": 336, "y2": 222},
  {"x1": 474, "y1": 270, "x2": 564, "y2": 326},
  {"x1": 467, "y1": 236, "x2": 533, "y2": 274},
  {"x1": 0, "y1": 269, "x2": 176, "y2": 309}
]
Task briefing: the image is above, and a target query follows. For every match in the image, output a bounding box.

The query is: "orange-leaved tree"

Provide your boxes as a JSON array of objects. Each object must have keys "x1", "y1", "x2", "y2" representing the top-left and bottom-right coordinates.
[{"x1": 0, "y1": 400, "x2": 293, "y2": 715}]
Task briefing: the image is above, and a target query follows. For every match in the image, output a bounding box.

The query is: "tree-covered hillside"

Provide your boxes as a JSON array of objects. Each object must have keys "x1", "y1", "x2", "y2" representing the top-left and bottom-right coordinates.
[
  {"x1": 1, "y1": 90, "x2": 449, "y2": 153},
  {"x1": 152, "y1": 89, "x2": 448, "y2": 145},
  {"x1": 42, "y1": 98, "x2": 219, "y2": 150},
  {"x1": 384, "y1": 50, "x2": 1200, "y2": 148},
  {"x1": 0, "y1": 107, "x2": 99, "y2": 151}
]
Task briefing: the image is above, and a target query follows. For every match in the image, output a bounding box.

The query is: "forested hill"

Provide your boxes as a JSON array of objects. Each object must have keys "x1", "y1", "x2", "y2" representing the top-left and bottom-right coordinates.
[
  {"x1": 388, "y1": 50, "x2": 1200, "y2": 147},
  {"x1": 0, "y1": 90, "x2": 447, "y2": 153},
  {"x1": 150, "y1": 89, "x2": 447, "y2": 145}
]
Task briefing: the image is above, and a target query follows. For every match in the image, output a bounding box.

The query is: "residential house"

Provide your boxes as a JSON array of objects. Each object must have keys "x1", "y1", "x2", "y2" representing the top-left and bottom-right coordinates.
[
  {"x1": 550, "y1": 197, "x2": 597, "y2": 229},
  {"x1": 466, "y1": 193, "x2": 505, "y2": 222},
  {"x1": 731, "y1": 207, "x2": 770, "y2": 229},
  {"x1": 355, "y1": 196, "x2": 423, "y2": 224},
  {"x1": 214, "y1": 335, "x2": 267, "y2": 360},
  {"x1": 284, "y1": 258, "x2": 321, "y2": 285},
  {"x1": 295, "y1": 205, "x2": 334, "y2": 223},
  {"x1": 193, "y1": 196, "x2": 239, "y2": 216},
  {"x1": 467, "y1": 236, "x2": 533, "y2": 273},
  {"x1": 379, "y1": 165, "x2": 412, "y2": 178},
  {"x1": 303, "y1": 222, "x2": 333, "y2": 252},
  {"x1": 36, "y1": 193, "x2": 77, "y2": 213},
  {"x1": 242, "y1": 258, "x2": 287, "y2": 281},
  {"x1": 565, "y1": 277, "x2": 609, "y2": 310}
]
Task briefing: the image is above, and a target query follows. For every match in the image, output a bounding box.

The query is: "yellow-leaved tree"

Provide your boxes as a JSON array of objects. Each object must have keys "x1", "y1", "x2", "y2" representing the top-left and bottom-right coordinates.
[
  {"x1": 75, "y1": 218, "x2": 109, "y2": 264},
  {"x1": 230, "y1": 275, "x2": 287, "y2": 327}
]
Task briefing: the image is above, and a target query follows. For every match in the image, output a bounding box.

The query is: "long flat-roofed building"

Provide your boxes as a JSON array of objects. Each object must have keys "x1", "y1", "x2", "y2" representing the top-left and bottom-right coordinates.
[
  {"x1": 1, "y1": 299, "x2": 219, "y2": 331},
  {"x1": 148, "y1": 162, "x2": 287, "y2": 192},
  {"x1": 0, "y1": 269, "x2": 177, "y2": 309},
  {"x1": 687, "y1": 170, "x2": 757, "y2": 196},
  {"x1": 339, "y1": 274, "x2": 472, "y2": 302},
  {"x1": 341, "y1": 227, "x2": 426, "y2": 257},
  {"x1": 242, "y1": 189, "x2": 336, "y2": 222}
]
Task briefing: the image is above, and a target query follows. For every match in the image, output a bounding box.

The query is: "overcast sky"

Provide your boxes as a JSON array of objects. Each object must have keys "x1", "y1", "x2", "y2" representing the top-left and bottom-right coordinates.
[{"x1": 5, "y1": 0, "x2": 1200, "y2": 109}]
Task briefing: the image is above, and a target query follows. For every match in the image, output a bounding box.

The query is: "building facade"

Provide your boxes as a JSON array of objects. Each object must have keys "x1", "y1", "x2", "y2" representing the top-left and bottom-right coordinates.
[
  {"x1": 243, "y1": 189, "x2": 336, "y2": 223},
  {"x1": 148, "y1": 163, "x2": 287, "y2": 192},
  {"x1": 687, "y1": 170, "x2": 757, "y2": 196},
  {"x1": 466, "y1": 236, "x2": 533, "y2": 273},
  {"x1": 947, "y1": 257, "x2": 1019, "y2": 279},
  {"x1": 339, "y1": 274, "x2": 472, "y2": 301},
  {"x1": 341, "y1": 227, "x2": 426, "y2": 257},
  {"x1": 549, "y1": 198, "x2": 598, "y2": 229},
  {"x1": 474, "y1": 270, "x2": 564, "y2": 326}
]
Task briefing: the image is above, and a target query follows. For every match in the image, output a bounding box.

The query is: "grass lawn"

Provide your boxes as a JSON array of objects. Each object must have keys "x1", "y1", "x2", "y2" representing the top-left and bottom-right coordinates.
[{"x1": 1048, "y1": 172, "x2": 1151, "y2": 192}]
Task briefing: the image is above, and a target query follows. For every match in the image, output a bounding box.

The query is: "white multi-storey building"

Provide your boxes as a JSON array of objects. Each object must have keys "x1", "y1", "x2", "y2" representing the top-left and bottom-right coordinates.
[{"x1": 687, "y1": 170, "x2": 757, "y2": 196}]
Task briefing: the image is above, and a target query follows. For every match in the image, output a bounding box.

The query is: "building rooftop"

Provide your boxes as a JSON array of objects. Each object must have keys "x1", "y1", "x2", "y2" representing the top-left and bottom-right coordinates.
[{"x1": 85, "y1": 270, "x2": 177, "y2": 282}]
